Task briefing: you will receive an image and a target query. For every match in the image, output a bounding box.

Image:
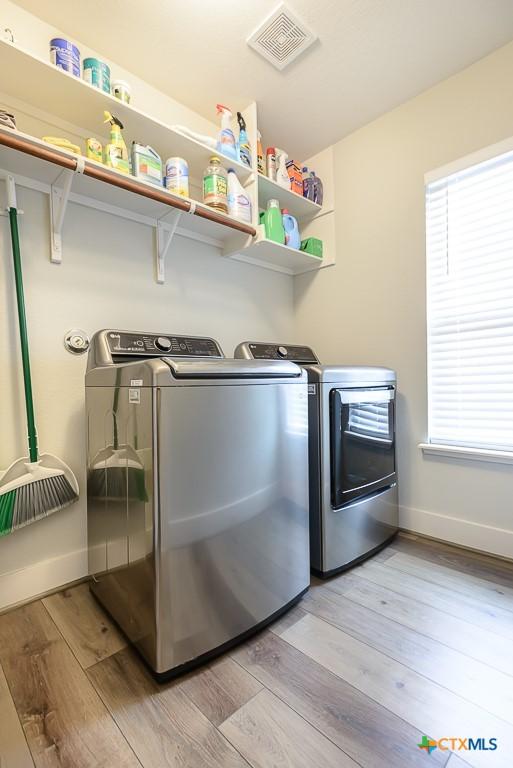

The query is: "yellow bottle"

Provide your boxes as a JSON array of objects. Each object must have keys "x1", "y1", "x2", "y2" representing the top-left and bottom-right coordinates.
[{"x1": 103, "y1": 111, "x2": 129, "y2": 174}]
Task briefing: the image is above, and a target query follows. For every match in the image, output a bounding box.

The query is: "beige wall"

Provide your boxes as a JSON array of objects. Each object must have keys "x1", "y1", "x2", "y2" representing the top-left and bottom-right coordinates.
[{"x1": 294, "y1": 40, "x2": 513, "y2": 558}]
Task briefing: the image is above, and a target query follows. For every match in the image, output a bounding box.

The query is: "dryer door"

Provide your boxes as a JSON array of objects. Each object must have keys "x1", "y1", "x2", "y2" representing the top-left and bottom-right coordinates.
[{"x1": 330, "y1": 386, "x2": 396, "y2": 508}]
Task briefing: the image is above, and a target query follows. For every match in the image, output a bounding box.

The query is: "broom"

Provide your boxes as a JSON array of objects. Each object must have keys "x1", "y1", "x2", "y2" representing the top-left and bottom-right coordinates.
[{"x1": 0, "y1": 176, "x2": 79, "y2": 536}]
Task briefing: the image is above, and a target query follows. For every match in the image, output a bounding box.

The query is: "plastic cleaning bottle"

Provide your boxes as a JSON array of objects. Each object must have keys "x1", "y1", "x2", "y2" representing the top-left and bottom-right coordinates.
[
  {"x1": 236, "y1": 112, "x2": 252, "y2": 168},
  {"x1": 131, "y1": 143, "x2": 162, "y2": 187},
  {"x1": 302, "y1": 166, "x2": 312, "y2": 198},
  {"x1": 216, "y1": 104, "x2": 238, "y2": 161},
  {"x1": 203, "y1": 156, "x2": 228, "y2": 213},
  {"x1": 263, "y1": 199, "x2": 285, "y2": 244},
  {"x1": 227, "y1": 169, "x2": 252, "y2": 223},
  {"x1": 282, "y1": 208, "x2": 300, "y2": 249},
  {"x1": 257, "y1": 131, "x2": 264, "y2": 175},
  {"x1": 311, "y1": 171, "x2": 324, "y2": 205},
  {"x1": 275, "y1": 148, "x2": 290, "y2": 189},
  {"x1": 103, "y1": 111, "x2": 129, "y2": 174},
  {"x1": 266, "y1": 147, "x2": 277, "y2": 180}
]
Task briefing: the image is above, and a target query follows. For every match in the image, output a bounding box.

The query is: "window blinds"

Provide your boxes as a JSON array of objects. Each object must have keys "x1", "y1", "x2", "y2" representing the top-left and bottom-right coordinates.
[{"x1": 426, "y1": 149, "x2": 513, "y2": 451}]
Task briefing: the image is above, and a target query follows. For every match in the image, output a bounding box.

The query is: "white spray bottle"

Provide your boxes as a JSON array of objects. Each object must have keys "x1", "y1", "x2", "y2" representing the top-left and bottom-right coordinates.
[
  {"x1": 275, "y1": 148, "x2": 290, "y2": 189},
  {"x1": 216, "y1": 104, "x2": 238, "y2": 161}
]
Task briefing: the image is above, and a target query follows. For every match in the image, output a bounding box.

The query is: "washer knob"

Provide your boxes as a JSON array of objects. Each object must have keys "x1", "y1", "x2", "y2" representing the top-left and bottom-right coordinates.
[
  {"x1": 277, "y1": 346, "x2": 288, "y2": 358},
  {"x1": 155, "y1": 336, "x2": 172, "y2": 351}
]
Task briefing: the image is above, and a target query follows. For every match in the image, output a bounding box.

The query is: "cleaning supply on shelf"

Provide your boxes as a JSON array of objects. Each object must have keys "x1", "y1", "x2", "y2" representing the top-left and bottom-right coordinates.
[
  {"x1": 236, "y1": 112, "x2": 252, "y2": 168},
  {"x1": 275, "y1": 148, "x2": 290, "y2": 189},
  {"x1": 203, "y1": 156, "x2": 228, "y2": 213},
  {"x1": 287, "y1": 160, "x2": 302, "y2": 196},
  {"x1": 103, "y1": 111, "x2": 129, "y2": 174},
  {"x1": 216, "y1": 104, "x2": 238, "y2": 161},
  {"x1": 0, "y1": 110, "x2": 16, "y2": 129},
  {"x1": 266, "y1": 147, "x2": 277, "y2": 180},
  {"x1": 282, "y1": 209, "x2": 300, "y2": 249},
  {"x1": 300, "y1": 237, "x2": 323, "y2": 258},
  {"x1": 311, "y1": 171, "x2": 324, "y2": 205},
  {"x1": 50, "y1": 38, "x2": 80, "y2": 76},
  {"x1": 302, "y1": 166, "x2": 312, "y2": 198},
  {"x1": 0, "y1": 176, "x2": 79, "y2": 536},
  {"x1": 263, "y1": 199, "x2": 285, "y2": 244},
  {"x1": 227, "y1": 169, "x2": 252, "y2": 223},
  {"x1": 83, "y1": 57, "x2": 111, "y2": 93},
  {"x1": 256, "y1": 131, "x2": 264, "y2": 175},
  {"x1": 165, "y1": 157, "x2": 189, "y2": 197},
  {"x1": 86, "y1": 137, "x2": 103, "y2": 163},
  {"x1": 172, "y1": 125, "x2": 217, "y2": 149},
  {"x1": 132, "y1": 143, "x2": 162, "y2": 187},
  {"x1": 42, "y1": 136, "x2": 81, "y2": 155},
  {"x1": 112, "y1": 79, "x2": 131, "y2": 104}
]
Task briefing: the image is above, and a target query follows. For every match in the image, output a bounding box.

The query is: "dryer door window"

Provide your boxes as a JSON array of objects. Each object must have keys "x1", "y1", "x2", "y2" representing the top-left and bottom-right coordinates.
[{"x1": 330, "y1": 386, "x2": 395, "y2": 508}]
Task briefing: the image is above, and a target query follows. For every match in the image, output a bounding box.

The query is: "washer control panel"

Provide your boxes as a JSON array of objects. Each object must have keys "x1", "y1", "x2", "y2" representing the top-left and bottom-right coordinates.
[
  {"x1": 240, "y1": 342, "x2": 319, "y2": 363},
  {"x1": 107, "y1": 331, "x2": 223, "y2": 358}
]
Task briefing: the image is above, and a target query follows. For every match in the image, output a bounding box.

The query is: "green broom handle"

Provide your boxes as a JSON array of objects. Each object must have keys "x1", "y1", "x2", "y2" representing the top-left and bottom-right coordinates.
[{"x1": 8, "y1": 207, "x2": 38, "y2": 463}]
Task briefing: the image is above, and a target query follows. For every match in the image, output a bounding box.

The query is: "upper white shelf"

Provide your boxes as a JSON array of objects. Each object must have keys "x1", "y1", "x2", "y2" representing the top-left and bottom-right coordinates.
[
  {"x1": 257, "y1": 173, "x2": 321, "y2": 220},
  {"x1": 0, "y1": 128, "x2": 254, "y2": 256},
  {"x1": 0, "y1": 39, "x2": 253, "y2": 185}
]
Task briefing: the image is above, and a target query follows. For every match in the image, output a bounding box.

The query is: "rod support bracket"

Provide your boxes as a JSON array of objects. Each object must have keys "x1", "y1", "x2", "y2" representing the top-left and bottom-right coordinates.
[
  {"x1": 156, "y1": 210, "x2": 183, "y2": 284},
  {"x1": 49, "y1": 159, "x2": 85, "y2": 264}
]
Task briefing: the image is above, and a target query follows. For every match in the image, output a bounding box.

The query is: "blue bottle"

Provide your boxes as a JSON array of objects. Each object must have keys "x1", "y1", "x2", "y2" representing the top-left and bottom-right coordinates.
[{"x1": 282, "y1": 209, "x2": 300, "y2": 249}]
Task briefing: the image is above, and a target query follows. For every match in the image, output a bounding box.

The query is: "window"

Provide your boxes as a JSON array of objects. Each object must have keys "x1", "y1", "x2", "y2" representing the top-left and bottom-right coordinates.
[{"x1": 425, "y1": 142, "x2": 513, "y2": 452}]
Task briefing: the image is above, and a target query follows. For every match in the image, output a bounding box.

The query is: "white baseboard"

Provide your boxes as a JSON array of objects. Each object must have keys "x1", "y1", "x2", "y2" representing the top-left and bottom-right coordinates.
[
  {"x1": 0, "y1": 548, "x2": 88, "y2": 612},
  {"x1": 400, "y1": 505, "x2": 513, "y2": 560}
]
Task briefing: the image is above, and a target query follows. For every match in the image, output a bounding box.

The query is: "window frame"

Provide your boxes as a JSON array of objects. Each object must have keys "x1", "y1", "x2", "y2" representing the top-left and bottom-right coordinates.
[{"x1": 422, "y1": 135, "x2": 513, "y2": 462}]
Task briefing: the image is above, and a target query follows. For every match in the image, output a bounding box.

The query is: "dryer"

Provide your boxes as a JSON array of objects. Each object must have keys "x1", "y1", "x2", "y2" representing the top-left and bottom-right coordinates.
[
  {"x1": 235, "y1": 342, "x2": 398, "y2": 577},
  {"x1": 86, "y1": 329, "x2": 310, "y2": 679}
]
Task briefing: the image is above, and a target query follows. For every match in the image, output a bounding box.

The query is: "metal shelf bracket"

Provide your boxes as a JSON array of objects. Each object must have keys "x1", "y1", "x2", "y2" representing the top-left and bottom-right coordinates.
[
  {"x1": 156, "y1": 209, "x2": 183, "y2": 284},
  {"x1": 49, "y1": 157, "x2": 85, "y2": 264}
]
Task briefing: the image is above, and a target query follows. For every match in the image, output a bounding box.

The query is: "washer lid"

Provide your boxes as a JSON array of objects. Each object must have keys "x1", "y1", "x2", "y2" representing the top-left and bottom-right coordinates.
[
  {"x1": 163, "y1": 358, "x2": 302, "y2": 379},
  {"x1": 305, "y1": 365, "x2": 396, "y2": 385}
]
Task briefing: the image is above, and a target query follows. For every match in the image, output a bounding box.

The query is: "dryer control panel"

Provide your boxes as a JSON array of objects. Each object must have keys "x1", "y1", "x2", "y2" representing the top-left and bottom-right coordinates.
[
  {"x1": 107, "y1": 331, "x2": 223, "y2": 358},
  {"x1": 235, "y1": 342, "x2": 319, "y2": 364}
]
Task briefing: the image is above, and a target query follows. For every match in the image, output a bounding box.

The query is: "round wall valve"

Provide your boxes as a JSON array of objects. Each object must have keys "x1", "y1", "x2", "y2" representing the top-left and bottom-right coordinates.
[{"x1": 64, "y1": 329, "x2": 90, "y2": 355}]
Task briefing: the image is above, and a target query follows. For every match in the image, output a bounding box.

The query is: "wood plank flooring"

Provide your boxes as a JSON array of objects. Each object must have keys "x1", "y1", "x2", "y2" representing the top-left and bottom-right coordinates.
[{"x1": 0, "y1": 531, "x2": 512, "y2": 768}]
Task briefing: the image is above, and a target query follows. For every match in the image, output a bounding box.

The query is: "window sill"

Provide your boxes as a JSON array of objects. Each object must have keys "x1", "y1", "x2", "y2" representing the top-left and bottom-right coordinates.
[{"x1": 419, "y1": 443, "x2": 513, "y2": 466}]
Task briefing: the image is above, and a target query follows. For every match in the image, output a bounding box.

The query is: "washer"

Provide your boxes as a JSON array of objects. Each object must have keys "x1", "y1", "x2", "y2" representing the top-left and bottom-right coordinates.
[
  {"x1": 235, "y1": 342, "x2": 398, "y2": 577},
  {"x1": 86, "y1": 329, "x2": 310, "y2": 679}
]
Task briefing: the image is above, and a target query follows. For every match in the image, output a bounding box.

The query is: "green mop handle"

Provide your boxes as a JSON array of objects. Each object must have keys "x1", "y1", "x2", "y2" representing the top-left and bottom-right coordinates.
[{"x1": 8, "y1": 207, "x2": 38, "y2": 463}]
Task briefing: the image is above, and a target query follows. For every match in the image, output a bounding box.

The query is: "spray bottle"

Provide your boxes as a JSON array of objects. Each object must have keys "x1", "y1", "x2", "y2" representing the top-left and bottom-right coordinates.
[
  {"x1": 256, "y1": 130, "x2": 264, "y2": 175},
  {"x1": 216, "y1": 104, "x2": 238, "y2": 161},
  {"x1": 236, "y1": 111, "x2": 252, "y2": 168},
  {"x1": 275, "y1": 148, "x2": 290, "y2": 189},
  {"x1": 103, "y1": 111, "x2": 129, "y2": 174}
]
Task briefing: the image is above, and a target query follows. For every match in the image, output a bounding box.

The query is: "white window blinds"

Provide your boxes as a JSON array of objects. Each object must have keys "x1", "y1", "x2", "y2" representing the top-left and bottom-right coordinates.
[{"x1": 426, "y1": 148, "x2": 513, "y2": 452}]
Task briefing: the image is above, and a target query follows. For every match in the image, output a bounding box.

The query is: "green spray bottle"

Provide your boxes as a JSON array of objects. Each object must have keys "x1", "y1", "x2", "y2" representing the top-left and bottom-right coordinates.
[{"x1": 103, "y1": 111, "x2": 129, "y2": 174}]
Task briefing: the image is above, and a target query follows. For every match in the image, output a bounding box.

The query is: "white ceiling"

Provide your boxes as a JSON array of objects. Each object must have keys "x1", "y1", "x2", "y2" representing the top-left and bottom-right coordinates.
[{"x1": 14, "y1": 0, "x2": 513, "y2": 159}]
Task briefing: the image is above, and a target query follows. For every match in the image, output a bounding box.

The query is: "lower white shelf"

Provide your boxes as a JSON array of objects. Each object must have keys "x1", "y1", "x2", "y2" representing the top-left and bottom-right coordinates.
[{"x1": 227, "y1": 238, "x2": 332, "y2": 276}]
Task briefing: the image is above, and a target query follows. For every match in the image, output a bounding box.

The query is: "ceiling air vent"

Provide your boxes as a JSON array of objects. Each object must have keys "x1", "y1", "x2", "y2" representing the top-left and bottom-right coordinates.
[{"x1": 247, "y1": 4, "x2": 317, "y2": 71}]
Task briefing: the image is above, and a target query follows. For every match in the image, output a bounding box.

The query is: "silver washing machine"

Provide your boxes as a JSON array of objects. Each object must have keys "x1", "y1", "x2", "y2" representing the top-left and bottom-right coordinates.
[
  {"x1": 86, "y1": 329, "x2": 310, "y2": 679},
  {"x1": 235, "y1": 342, "x2": 398, "y2": 577}
]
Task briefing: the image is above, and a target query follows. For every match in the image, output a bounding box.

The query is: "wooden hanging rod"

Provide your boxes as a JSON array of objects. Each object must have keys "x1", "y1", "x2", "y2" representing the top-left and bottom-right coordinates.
[{"x1": 0, "y1": 130, "x2": 256, "y2": 237}]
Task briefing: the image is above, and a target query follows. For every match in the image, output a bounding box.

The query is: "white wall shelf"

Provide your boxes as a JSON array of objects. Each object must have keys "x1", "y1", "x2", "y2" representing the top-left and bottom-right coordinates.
[
  {"x1": 0, "y1": 38, "x2": 335, "y2": 279},
  {"x1": 0, "y1": 128, "x2": 254, "y2": 283},
  {"x1": 227, "y1": 237, "x2": 330, "y2": 276},
  {"x1": 0, "y1": 38, "x2": 253, "y2": 186},
  {"x1": 257, "y1": 173, "x2": 322, "y2": 220}
]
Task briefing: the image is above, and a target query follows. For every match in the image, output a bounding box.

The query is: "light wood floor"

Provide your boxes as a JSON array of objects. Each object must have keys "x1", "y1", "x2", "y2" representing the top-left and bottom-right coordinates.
[{"x1": 1, "y1": 532, "x2": 512, "y2": 768}]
